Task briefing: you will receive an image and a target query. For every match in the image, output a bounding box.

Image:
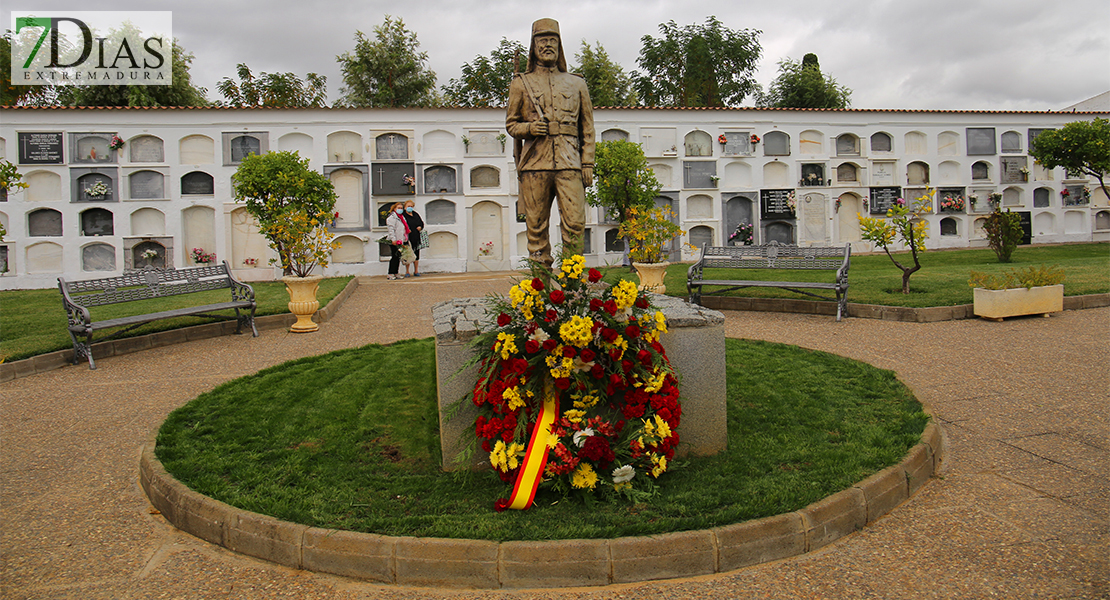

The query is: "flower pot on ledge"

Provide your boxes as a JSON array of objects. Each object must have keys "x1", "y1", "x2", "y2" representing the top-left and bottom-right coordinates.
[
  {"x1": 973, "y1": 284, "x2": 1063, "y2": 321},
  {"x1": 282, "y1": 274, "x2": 323, "y2": 332},
  {"x1": 633, "y1": 261, "x2": 670, "y2": 294}
]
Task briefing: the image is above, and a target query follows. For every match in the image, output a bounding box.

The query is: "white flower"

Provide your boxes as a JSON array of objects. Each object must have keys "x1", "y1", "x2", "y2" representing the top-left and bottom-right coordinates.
[
  {"x1": 572, "y1": 356, "x2": 595, "y2": 372},
  {"x1": 530, "y1": 329, "x2": 550, "y2": 344},
  {"x1": 612, "y1": 465, "x2": 635, "y2": 484},
  {"x1": 572, "y1": 428, "x2": 595, "y2": 448}
]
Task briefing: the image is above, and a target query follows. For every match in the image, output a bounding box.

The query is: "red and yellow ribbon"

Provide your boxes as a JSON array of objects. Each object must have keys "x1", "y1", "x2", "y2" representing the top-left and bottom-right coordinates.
[{"x1": 505, "y1": 381, "x2": 557, "y2": 510}]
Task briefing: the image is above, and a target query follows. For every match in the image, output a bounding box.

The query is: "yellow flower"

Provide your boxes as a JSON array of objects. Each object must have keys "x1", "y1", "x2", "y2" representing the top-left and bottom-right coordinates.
[
  {"x1": 563, "y1": 409, "x2": 586, "y2": 423},
  {"x1": 495, "y1": 332, "x2": 518, "y2": 360},
  {"x1": 558, "y1": 315, "x2": 595, "y2": 348},
  {"x1": 503, "y1": 385, "x2": 525, "y2": 410},
  {"x1": 612, "y1": 280, "x2": 638, "y2": 310},
  {"x1": 650, "y1": 453, "x2": 667, "y2": 478},
  {"x1": 571, "y1": 462, "x2": 599, "y2": 489}
]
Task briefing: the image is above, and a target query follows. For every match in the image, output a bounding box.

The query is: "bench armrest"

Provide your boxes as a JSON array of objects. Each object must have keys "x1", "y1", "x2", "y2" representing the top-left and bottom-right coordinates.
[
  {"x1": 836, "y1": 244, "x2": 851, "y2": 288},
  {"x1": 223, "y1": 260, "x2": 256, "y2": 303},
  {"x1": 57, "y1": 278, "x2": 92, "y2": 329}
]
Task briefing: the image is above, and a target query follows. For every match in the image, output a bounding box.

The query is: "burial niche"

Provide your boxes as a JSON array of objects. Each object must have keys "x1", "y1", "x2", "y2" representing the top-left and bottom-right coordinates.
[
  {"x1": 940, "y1": 217, "x2": 958, "y2": 236},
  {"x1": 80, "y1": 208, "x2": 114, "y2": 236},
  {"x1": 327, "y1": 131, "x2": 362, "y2": 162},
  {"x1": 129, "y1": 135, "x2": 164, "y2": 163},
  {"x1": 82, "y1": 243, "x2": 116, "y2": 271},
  {"x1": 132, "y1": 240, "x2": 166, "y2": 269},
  {"x1": 1033, "y1": 187, "x2": 1051, "y2": 208},
  {"x1": 28, "y1": 209, "x2": 63, "y2": 236},
  {"x1": 424, "y1": 165, "x2": 457, "y2": 194},
  {"x1": 763, "y1": 131, "x2": 789, "y2": 156},
  {"x1": 870, "y1": 132, "x2": 892, "y2": 153},
  {"x1": 376, "y1": 133, "x2": 410, "y2": 160},
  {"x1": 129, "y1": 170, "x2": 165, "y2": 200},
  {"x1": 425, "y1": 199, "x2": 456, "y2": 225},
  {"x1": 684, "y1": 130, "x2": 713, "y2": 157},
  {"x1": 972, "y1": 161, "x2": 991, "y2": 181},
  {"x1": 179, "y1": 135, "x2": 215, "y2": 164},
  {"x1": 689, "y1": 225, "x2": 713, "y2": 250},
  {"x1": 836, "y1": 134, "x2": 859, "y2": 156},
  {"x1": 181, "y1": 171, "x2": 214, "y2": 195},
  {"x1": 601, "y1": 129, "x2": 629, "y2": 142},
  {"x1": 471, "y1": 166, "x2": 500, "y2": 189},
  {"x1": 131, "y1": 208, "x2": 166, "y2": 236}
]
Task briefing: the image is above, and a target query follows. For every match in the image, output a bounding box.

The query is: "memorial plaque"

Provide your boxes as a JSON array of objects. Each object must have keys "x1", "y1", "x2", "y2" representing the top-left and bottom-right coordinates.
[
  {"x1": 972, "y1": 162, "x2": 990, "y2": 180},
  {"x1": 764, "y1": 131, "x2": 789, "y2": 156},
  {"x1": 869, "y1": 186, "x2": 902, "y2": 215},
  {"x1": 871, "y1": 161, "x2": 895, "y2": 185},
  {"x1": 18, "y1": 132, "x2": 64, "y2": 164},
  {"x1": 761, "y1": 189, "x2": 795, "y2": 219},
  {"x1": 1018, "y1": 211, "x2": 1032, "y2": 244},
  {"x1": 871, "y1": 132, "x2": 892, "y2": 153},
  {"x1": 372, "y1": 162, "x2": 416, "y2": 196},
  {"x1": 800, "y1": 163, "x2": 825, "y2": 186},
  {"x1": 763, "y1": 221, "x2": 794, "y2": 245},
  {"x1": 129, "y1": 171, "x2": 165, "y2": 199},
  {"x1": 130, "y1": 136, "x2": 164, "y2": 163},
  {"x1": 684, "y1": 131, "x2": 713, "y2": 157},
  {"x1": 1028, "y1": 128, "x2": 1052, "y2": 150},
  {"x1": 966, "y1": 127, "x2": 997, "y2": 155},
  {"x1": 801, "y1": 193, "x2": 828, "y2": 243},
  {"x1": 82, "y1": 244, "x2": 116, "y2": 271},
  {"x1": 181, "y1": 172, "x2": 214, "y2": 195},
  {"x1": 1000, "y1": 156, "x2": 1027, "y2": 184},
  {"x1": 601, "y1": 129, "x2": 629, "y2": 142},
  {"x1": 376, "y1": 133, "x2": 410, "y2": 160},
  {"x1": 28, "y1": 209, "x2": 63, "y2": 236},
  {"x1": 230, "y1": 135, "x2": 261, "y2": 163},
  {"x1": 1001, "y1": 131, "x2": 1022, "y2": 153},
  {"x1": 423, "y1": 165, "x2": 457, "y2": 194},
  {"x1": 1033, "y1": 188, "x2": 1051, "y2": 208},
  {"x1": 81, "y1": 208, "x2": 114, "y2": 236},
  {"x1": 470, "y1": 166, "x2": 499, "y2": 188},
  {"x1": 721, "y1": 132, "x2": 751, "y2": 156},
  {"x1": 0, "y1": 247, "x2": 8, "y2": 273},
  {"x1": 426, "y1": 199, "x2": 456, "y2": 225},
  {"x1": 683, "y1": 161, "x2": 717, "y2": 188}
]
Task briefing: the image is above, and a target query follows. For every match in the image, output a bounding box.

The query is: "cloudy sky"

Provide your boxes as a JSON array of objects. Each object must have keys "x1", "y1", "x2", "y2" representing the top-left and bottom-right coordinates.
[{"x1": 7, "y1": 0, "x2": 1109, "y2": 110}]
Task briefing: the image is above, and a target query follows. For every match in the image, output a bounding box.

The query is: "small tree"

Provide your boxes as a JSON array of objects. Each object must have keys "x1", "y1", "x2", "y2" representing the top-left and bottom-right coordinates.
[
  {"x1": 982, "y1": 208, "x2": 1024, "y2": 263},
  {"x1": 217, "y1": 64, "x2": 327, "y2": 108},
  {"x1": 231, "y1": 151, "x2": 338, "y2": 276},
  {"x1": 858, "y1": 188, "x2": 935, "y2": 294},
  {"x1": 586, "y1": 139, "x2": 661, "y2": 226},
  {"x1": 441, "y1": 38, "x2": 525, "y2": 107},
  {"x1": 757, "y1": 53, "x2": 852, "y2": 109},
  {"x1": 574, "y1": 41, "x2": 637, "y2": 107},
  {"x1": 1030, "y1": 117, "x2": 1110, "y2": 200},
  {"x1": 335, "y1": 16, "x2": 438, "y2": 108}
]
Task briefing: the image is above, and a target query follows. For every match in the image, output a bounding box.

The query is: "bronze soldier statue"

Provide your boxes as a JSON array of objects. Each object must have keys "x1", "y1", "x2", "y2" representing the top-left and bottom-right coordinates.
[{"x1": 506, "y1": 18, "x2": 595, "y2": 266}]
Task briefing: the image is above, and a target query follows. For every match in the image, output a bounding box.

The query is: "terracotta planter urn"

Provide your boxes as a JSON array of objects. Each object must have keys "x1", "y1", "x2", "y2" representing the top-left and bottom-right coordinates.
[
  {"x1": 282, "y1": 274, "x2": 323, "y2": 332},
  {"x1": 633, "y1": 261, "x2": 670, "y2": 294},
  {"x1": 973, "y1": 284, "x2": 1063, "y2": 321}
]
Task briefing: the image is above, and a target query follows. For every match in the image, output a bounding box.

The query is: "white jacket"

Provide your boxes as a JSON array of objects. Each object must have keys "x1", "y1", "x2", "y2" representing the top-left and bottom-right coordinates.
[{"x1": 386, "y1": 211, "x2": 407, "y2": 244}]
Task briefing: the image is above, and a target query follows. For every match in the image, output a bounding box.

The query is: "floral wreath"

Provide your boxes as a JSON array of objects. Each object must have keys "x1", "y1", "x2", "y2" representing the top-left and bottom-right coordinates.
[{"x1": 465, "y1": 254, "x2": 682, "y2": 510}]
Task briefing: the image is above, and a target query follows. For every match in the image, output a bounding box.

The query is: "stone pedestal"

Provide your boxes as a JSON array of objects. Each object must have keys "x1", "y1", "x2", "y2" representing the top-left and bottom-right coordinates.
[{"x1": 433, "y1": 294, "x2": 727, "y2": 471}]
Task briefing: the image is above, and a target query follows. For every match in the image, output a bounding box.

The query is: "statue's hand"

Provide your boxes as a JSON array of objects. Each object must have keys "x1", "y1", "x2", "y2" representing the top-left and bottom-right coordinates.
[
  {"x1": 529, "y1": 121, "x2": 548, "y2": 136},
  {"x1": 582, "y1": 166, "x2": 594, "y2": 187}
]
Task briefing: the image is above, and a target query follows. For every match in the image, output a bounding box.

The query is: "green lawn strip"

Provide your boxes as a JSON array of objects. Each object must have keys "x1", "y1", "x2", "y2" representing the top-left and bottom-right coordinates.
[
  {"x1": 612, "y1": 243, "x2": 1106, "y2": 308},
  {"x1": 0, "y1": 276, "x2": 352, "y2": 362},
  {"x1": 155, "y1": 337, "x2": 928, "y2": 541}
]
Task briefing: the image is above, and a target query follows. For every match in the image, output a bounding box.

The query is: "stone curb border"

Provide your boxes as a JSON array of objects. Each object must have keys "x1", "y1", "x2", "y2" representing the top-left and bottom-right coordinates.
[
  {"x1": 0, "y1": 277, "x2": 360, "y2": 383},
  {"x1": 700, "y1": 293, "x2": 1109, "y2": 323},
  {"x1": 140, "y1": 421, "x2": 944, "y2": 589}
]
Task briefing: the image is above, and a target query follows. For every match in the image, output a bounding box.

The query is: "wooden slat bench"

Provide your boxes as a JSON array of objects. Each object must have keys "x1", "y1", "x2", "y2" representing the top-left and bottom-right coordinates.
[
  {"x1": 58, "y1": 260, "x2": 258, "y2": 369},
  {"x1": 687, "y1": 243, "x2": 851, "y2": 321}
]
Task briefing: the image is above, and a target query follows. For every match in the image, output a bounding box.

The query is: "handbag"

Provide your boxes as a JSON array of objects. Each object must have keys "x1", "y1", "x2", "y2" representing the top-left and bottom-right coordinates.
[
  {"x1": 419, "y1": 229, "x2": 430, "y2": 250},
  {"x1": 400, "y1": 243, "x2": 417, "y2": 265}
]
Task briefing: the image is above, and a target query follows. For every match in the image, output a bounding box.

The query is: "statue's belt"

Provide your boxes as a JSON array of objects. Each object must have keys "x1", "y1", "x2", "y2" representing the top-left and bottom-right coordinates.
[{"x1": 543, "y1": 122, "x2": 580, "y2": 136}]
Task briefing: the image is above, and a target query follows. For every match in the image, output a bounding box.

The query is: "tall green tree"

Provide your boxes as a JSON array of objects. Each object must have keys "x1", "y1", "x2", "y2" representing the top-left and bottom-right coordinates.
[
  {"x1": 217, "y1": 64, "x2": 327, "y2": 107},
  {"x1": 758, "y1": 53, "x2": 852, "y2": 109},
  {"x1": 441, "y1": 38, "x2": 525, "y2": 107},
  {"x1": 573, "y1": 41, "x2": 636, "y2": 107},
  {"x1": 633, "y1": 17, "x2": 761, "y2": 107},
  {"x1": 1030, "y1": 117, "x2": 1110, "y2": 200},
  {"x1": 336, "y1": 16, "x2": 438, "y2": 108}
]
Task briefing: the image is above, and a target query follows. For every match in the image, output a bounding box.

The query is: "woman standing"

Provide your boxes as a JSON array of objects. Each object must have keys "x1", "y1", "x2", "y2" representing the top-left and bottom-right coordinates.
[
  {"x1": 385, "y1": 202, "x2": 409, "y2": 280},
  {"x1": 403, "y1": 200, "x2": 425, "y2": 277}
]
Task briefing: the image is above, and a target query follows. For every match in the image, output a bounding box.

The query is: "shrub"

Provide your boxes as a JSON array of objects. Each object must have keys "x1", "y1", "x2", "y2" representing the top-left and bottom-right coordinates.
[{"x1": 982, "y1": 209, "x2": 1023, "y2": 263}]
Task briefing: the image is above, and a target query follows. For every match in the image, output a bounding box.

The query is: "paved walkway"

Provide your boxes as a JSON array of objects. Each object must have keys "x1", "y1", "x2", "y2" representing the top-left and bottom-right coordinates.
[{"x1": 2, "y1": 272, "x2": 1107, "y2": 599}]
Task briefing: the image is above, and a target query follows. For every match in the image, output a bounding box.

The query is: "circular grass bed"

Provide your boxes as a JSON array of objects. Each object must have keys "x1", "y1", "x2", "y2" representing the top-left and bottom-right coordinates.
[{"x1": 155, "y1": 337, "x2": 928, "y2": 542}]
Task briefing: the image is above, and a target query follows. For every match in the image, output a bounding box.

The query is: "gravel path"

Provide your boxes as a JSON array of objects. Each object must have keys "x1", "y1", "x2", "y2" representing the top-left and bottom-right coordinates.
[{"x1": 2, "y1": 273, "x2": 1106, "y2": 599}]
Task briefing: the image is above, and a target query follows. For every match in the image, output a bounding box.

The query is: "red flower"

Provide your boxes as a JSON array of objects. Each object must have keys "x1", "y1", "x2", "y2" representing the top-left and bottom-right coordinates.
[
  {"x1": 497, "y1": 312, "x2": 511, "y2": 327},
  {"x1": 580, "y1": 435, "x2": 615, "y2": 466},
  {"x1": 494, "y1": 498, "x2": 510, "y2": 512},
  {"x1": 588, "y1": 268, "x2": 602, "y2": 283},
  {"x1": 625, "y1": 324, "x2": 641, "y2": 338},
  {"x1": 554, "y1": 377, "x2": 571, "y2": 390},
  {"x1": 601, "y1": 327, "x2": 618, "y2": 343},
  {"x1": 590, "y1": 298, "x2": 604, "y2": 312},
  {"x1": 531, "y1": 277, "x2": 545, "y2": 291},
  {"x1": 635, "y1": 297, "x2": 650, "y2": 309},
  {"x1": 550, "y1": 290, "x2": 565, "y2": 304},
  {"x1": 590, "y1": 364, "x2": 606, "y2": 379},
  {"x1": 637, "y1": 349, "x2": 653, "y2": 367},
  {"x1": 580, "y1": 348, "x2": 596, "y2": 362},
  {"x1": 545, "y1": 309, "x2": 558, "y2": 322},
  {"x1": 543, "y1": 339, "x2": 558, "y2": 351},
  {"x1": 525, "y1": 339, "x2": 540, "y2": 354},
  {"x1": 604, "y1": 300, "x2": 618, "y2": 316},
  {"x1": 563, "y1": 346, "x2": 577, "y2": 359}
]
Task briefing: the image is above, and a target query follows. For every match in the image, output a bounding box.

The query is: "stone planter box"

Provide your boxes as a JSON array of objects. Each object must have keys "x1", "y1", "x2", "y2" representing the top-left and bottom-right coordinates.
[{"x1": 973, "y1": 284, "x2": 1063, "y2": 321}]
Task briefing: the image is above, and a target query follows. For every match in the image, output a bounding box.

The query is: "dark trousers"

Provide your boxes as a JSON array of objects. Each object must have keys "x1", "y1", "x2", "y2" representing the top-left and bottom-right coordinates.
[{"x1": 388, "y1": 243, "x2": 402, "y2": 275}]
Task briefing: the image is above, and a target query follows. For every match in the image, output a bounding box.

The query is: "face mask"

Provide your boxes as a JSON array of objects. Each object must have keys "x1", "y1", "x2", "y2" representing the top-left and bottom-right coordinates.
[
  {"x1": 405, "y1": 207, "x2": 413, "y2": 213},
  {"x1": 395, "y1": 208, "x2": 403, "y2": 214}
]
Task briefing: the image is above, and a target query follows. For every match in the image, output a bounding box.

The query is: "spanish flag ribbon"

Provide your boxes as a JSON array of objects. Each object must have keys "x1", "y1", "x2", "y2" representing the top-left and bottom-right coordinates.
[{"x1": 506, "y1": 381, "x2": 557, "y2": 510}]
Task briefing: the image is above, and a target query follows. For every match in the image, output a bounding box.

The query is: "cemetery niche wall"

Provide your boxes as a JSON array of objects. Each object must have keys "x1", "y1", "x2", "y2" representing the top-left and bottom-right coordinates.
[{"x1": 0, "y1": 105, "x2": 1106, "y2": 288}]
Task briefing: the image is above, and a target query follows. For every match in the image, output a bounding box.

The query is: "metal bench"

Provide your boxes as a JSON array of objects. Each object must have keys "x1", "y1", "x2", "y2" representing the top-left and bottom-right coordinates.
[
  {"x1": 687, "y1": 243, "x2": 851, "y2": 321},
  {"x1": 58, "y1": 261, "x2": 258, "y2": 369}
]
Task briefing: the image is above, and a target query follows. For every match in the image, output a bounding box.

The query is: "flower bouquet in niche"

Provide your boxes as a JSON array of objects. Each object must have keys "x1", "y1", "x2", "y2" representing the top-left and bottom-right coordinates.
[{"x1": 465, "y1": 252, "x2": 681, "y2": 511}]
